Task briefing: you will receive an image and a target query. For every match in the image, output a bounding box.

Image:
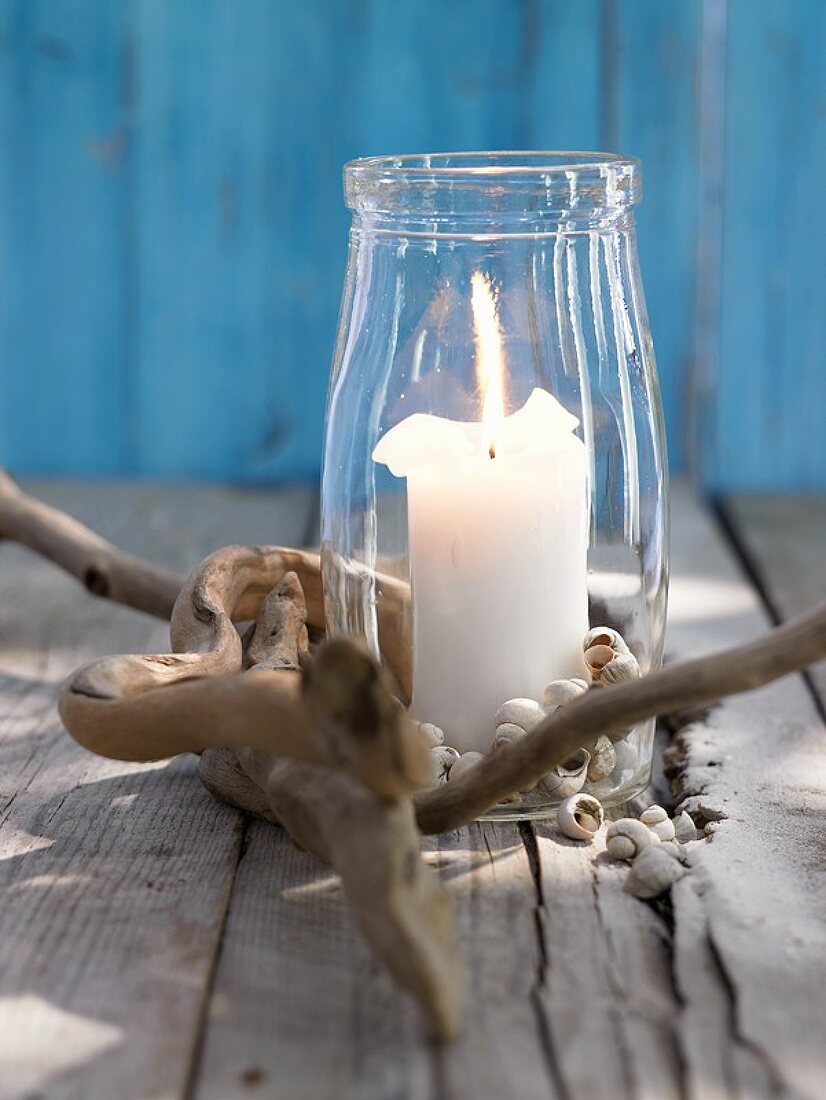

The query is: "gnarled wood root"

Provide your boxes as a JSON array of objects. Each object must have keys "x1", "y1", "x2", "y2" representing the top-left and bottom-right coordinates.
[
  {"x1": 220, "y1": 749, "x2": 461, "y2": 1041},
  {"x1": 0, "y1": 467, "x2": 182, "y2": 619},
  {"x1": 59, "y1": 548, "x2": 427, "y2": 802},
  {"x1": 7, "y1": 469, "x2": 826, "y2": 835},
  {"x1": 198, "y1": 574, "x2": 461, "y2": 1040}
]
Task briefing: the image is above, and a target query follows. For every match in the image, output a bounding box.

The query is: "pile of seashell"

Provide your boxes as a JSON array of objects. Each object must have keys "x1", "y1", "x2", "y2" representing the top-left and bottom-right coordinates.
[
  {"x1": 605, "y1": 804, "x2": 699, "y2": 898},
  {"x1": 416, "y1": 625, "x2": 642, "y2": 798},
  {"x1": 551, "y1": 794, "x2": 700, "y2": 899}
]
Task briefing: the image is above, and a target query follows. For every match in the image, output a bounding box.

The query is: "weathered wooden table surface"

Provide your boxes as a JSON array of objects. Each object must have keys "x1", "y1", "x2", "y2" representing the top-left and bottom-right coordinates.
[{"x1": 1, "y1": 483, "x2": 824, "y2": 1100}]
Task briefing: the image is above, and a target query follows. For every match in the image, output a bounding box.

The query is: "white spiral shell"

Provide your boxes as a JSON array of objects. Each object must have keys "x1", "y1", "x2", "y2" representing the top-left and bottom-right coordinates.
[
  {"x1": 557, "y1": 793, "x2": 604, "y2": 841},
  {"x1": 626, "y1": 845, "x2": 686, "y2": 899},
  {"x1": 605, "y1": 818, "x2": 660, "y2": 861},
  {"x1": 448, "y1": 751, "x2": 485, "y2": 782},
  {"x1": 640, "y1": 805, "x2": 676, "y2": 841},
  {"x1": 583, "y1": 626, "x2": 631, "y2": 655},
  {"x1": 494, "y1": 698, "x2": 546, "y2": 732},
  {"x1": 672, "y1": 810, "x2": 698, "y2": 843},
  {"x1": 542, "y1": 678, "x2": 589, "y2": 709},
  {"x1": 537, "y1": 747, "x2": 591, "y2": 799},
  {"x1": 417, "y1": 721, "x2": 445, "y2": 748},
  {"x1": 586, "y1": 735, "x2": 616, "y2": 782}
]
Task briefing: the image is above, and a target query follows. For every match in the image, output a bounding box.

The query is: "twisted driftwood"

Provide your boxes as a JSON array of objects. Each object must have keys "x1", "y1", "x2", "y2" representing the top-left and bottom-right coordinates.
[
  {"x1": 59, "y1": 546, "x2": 428, "y2": 803},
  {"x1": 0, "y1": 467, "x2": 181, "y2": 618},
  {"x1": 6, "y1": 469, "x2": 826, "y2": 1039},
  {"x1": 1, "y1": 469, "x2": 824, "y2": 832},
  {"x1": 201, "y1": 574, "x2": 460, "y2": 1038}
]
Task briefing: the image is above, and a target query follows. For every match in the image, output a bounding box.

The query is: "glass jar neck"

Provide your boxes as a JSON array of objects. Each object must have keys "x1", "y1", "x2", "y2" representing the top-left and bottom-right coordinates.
[{"x1": 345, "y1": 151, "x2": 641, "y2": 237}]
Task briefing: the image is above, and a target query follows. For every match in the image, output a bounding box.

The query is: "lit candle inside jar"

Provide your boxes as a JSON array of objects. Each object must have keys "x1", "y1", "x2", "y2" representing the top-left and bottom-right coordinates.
[{"x1": 373, "y1": 273, "x2": 589, "y2": 754}]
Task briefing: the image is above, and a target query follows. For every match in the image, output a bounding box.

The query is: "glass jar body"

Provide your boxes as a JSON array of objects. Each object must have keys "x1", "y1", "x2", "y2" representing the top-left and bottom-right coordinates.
[{"x1": 322, "y1": 154, "x2": 668, "y2": 819}]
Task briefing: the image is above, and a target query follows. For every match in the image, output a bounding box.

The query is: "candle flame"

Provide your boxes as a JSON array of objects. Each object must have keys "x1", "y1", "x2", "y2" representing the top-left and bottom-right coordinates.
[{"x1": 471, "y1": 272, "x2": 506, "y2": 458}]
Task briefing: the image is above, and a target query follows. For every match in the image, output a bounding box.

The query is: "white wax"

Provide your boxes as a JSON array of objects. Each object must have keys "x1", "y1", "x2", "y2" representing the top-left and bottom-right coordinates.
[{"x1": 373, "y1": 388, "x2": 589, "y2": 754}]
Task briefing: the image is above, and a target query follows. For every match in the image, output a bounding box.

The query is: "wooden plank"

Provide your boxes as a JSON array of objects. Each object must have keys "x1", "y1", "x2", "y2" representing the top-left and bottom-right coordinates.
[
  {"x1": 610, "y1": 0, "x2": 703, "y2": 472},
  {"x1": 714, "y1": 0, "x2": 826, "y2": 489},
  {"x1": 190, "y1": 821, "x2": 435, "y2": 1100},
  {"x1": 5, "y1": 3, "x2": 826, "y2": 492},
  {"x1": 132, "y1": 0, "x2": 561, "y2": 484},
  {"x1": 528, "y1": 823, "x2": 682, "y2": 1100},
  {"x1": 0, "y1": 0, "x2": 132, "y2": 475},
  {"x1": 0, "y1": 483, "x2": 316, "y2": 1100},
  {"x1": 194, "y1": 822, "x2": 561, "y2": 1100},
  {"x1": 3, "y1": 480, "x2": 824, "y2": 1099},
  {"x1": 520, "y1": 0, "x2": 603, "y2": 151},
  {"x1": 196, "y1": 481, "x2": 826, "y2": 1099},
  {"x1": 664, "y1": 484, "x2": 826, "y2": 1099},
  {"x1": 722, "y1": 493, "x2": 826, "y2": 714}
]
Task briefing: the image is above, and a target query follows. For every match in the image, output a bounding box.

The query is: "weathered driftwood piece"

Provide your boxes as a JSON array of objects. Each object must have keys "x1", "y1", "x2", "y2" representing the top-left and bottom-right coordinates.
[
  {"x1": 241, "y1": 751, "x2": 461, "y2": 1041},
  {"x1": 57, "y1": 540, "x2": 826, "y2": 826},
  {"x1": 59, "y1": 549, "x2": 428, "y2": 800},
  {"x1": 413, "y1": 594, "x2": 826, "y2": 832},
  {"x1": 0, "y1": 467, "x2": 182, "y2": 619},
  {"x1": 243, "y1": 572, "x2": 310, "y2": 670},
  {"x1": 172, "y1": 543, "x2": 326, "y2": 636},
  {"x1": 200, "y1": 574, "x2": 461, "y2": 1040},
  {"x1": 8, "y1": 473, "x2": 824, "y2": 829},
  {"x1": 60, "y1": 661, "x2": 317, "y2": 762},
  {"x1": 0, "y1": 470, "x2": 413, "y2": 696}
]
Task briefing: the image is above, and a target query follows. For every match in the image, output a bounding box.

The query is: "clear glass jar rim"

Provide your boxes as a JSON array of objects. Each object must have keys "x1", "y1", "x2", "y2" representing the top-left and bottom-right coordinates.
[
  {"x1": 345, "y1": 150, "x2": 639, "y2": 179},
  {"x1": 344, "y1": 150, "x2": 641, "y2": 221}
]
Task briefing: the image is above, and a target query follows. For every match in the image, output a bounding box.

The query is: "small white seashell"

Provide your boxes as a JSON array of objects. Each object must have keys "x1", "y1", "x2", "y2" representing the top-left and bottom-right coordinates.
[
  {"x1": 586, "y1": 735, "x2": 616, "y2": 782},
  {"x1": 429, "y1": 745, "x2": 460, "y2": 784},
  {"x1": 583, "y1": 643, "x2": 616, "y2": 678},
  {"x1": 660, "y1": 839, "x2": 688, "y2": 860},
  {"x1": 448, "y1": 751, "x2": 485, "y2": 782},
  {"x1": 626, "y1": 845, "x2": 687, "y2": 899},
  {"x1": 537, "y1": 747, "x2": 590, "y2": 799},
  {"x1": 494, "y1": 698, "x2": 546, "y2": 732},
  {"x1": 605, "y1": 818, "x2": 660, "y2": 861},
  {"x1": 640, "y1": 805, "x2": 669, "y2": 825},
  {"x1": 557, "y1": 793, "x2": 604, "y2": 841},
  {"x1": 599, "y1": 651, "x2": 641, "y2": 686},
  {"x1": 648, "y1": 818, "x2": 676, "y2": 841},
  {"x1": 541, "y1": 678, "x2": 588, "y2": 709},
  {"x1": 583, "y1": 626, "x2": 631, "y2": 654},
  {"x1": 417, "y1": 721, "x2": 444, "y2": 748},
  {"x1": 493, "y1": 722, "x2": 526, "y2": 746},
  {"x1": 673, "y1": 810, "x2": 698, "y2": 843},
  {"x1": 640, "y1": 806, "x2": 675, "y2": 841}
]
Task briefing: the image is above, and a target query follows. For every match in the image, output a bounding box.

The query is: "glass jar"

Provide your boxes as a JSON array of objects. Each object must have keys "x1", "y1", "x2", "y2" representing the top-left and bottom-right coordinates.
[{"x1": 321, "y1": 152, "x2": 668, "y2": 820}]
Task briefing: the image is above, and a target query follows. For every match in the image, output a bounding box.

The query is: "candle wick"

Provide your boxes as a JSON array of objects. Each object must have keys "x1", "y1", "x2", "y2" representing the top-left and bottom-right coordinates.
[{"x1": 489, "y1": 443, "x2": 496, "y2": 460}]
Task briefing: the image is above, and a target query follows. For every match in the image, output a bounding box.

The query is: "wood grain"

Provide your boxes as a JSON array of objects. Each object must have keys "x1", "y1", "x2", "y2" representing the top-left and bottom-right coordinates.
[
  {"x1": 193, "y1": 823, "x2": 559, "y2": 1100},
  {"x1": 713, "y1": 0, "x2": 826, "y2": 490},
  {"x1": 664, "y1": 487, "x2": 826, "y2": 1100},
  {"x1": 611, "y1": 0, "x2": 703, "y2": 471},
  {"x1": 0, "y1": 483, "x2": 316, "y2": 1100},
  {"x1": 2, "y1": 482, "x2": 826, "y2": 1099},
  {"x1": 722, "y1": 494, "x2": 826, "y2": 712},
  {"x1": 7, "y1": 2, "x2": 826, "y2": 489}
]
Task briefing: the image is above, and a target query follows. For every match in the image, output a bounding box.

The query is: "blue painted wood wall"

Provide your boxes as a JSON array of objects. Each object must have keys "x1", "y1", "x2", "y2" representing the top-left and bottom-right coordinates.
[{"x1": 0, "y1": 0, "x2": 823, "y2": 489}]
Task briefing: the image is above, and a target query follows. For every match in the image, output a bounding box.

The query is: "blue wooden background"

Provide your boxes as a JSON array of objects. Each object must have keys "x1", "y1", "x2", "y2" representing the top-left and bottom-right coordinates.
[{"x1": 1, "y1": 0, "x2": 824, "y2": 490}]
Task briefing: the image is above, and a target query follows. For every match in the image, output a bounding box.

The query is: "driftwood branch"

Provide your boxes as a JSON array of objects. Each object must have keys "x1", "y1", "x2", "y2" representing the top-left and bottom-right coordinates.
[
  {"x1": 413, "y1": 596, "x2": 826, "y2": 831},
  {"x1": 0, "y1": 471, "x2": 412, "y2": 696},
  {"x1": 6, "y1": 470, "x2": 826, "y2": 830},
  {"x1": 200, "y1": 573, "x2": 461, "y2": 1039},
  {"x1": 59, "y1": 546, "x2": 428, "y2": 801},
  {"x1": 0, "y1": 468, "x2": 182, "y2": 619}
]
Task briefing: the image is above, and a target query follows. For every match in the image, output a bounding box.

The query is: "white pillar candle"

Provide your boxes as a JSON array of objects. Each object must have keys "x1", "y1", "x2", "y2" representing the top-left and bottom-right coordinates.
[{"x1": 372, "y1": 275, "x2": 589, "y2": 754}]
